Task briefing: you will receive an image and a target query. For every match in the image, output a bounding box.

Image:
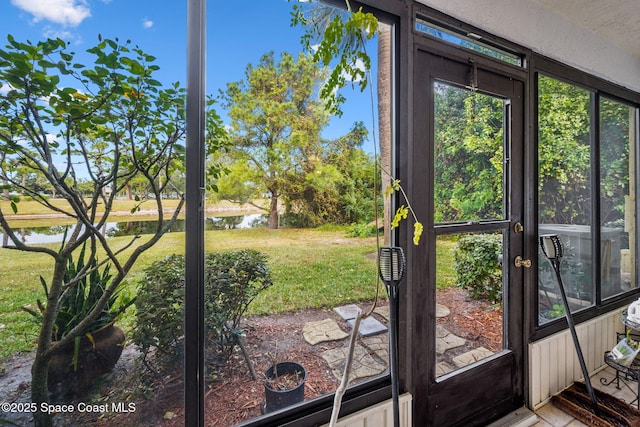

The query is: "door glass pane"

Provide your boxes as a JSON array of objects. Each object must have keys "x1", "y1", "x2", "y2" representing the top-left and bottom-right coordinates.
[
  {"x1": 435, "y1": 232, "x2": 505, "y2": 377},
  {"x1": 433, "y1": 81, "x2": 507, "y2": 377},
  {"x1": 434, "y1": 82, "x2": 505, "y2": 223},
  {"x1": 538, "y1": 76, "x2": 593, "y2": 324},
  {"x1": 600, "y1": 97, "x2": 637, "y2": 298}
]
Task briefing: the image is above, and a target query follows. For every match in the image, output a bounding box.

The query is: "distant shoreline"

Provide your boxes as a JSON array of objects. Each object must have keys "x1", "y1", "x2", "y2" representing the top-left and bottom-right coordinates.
[{"x1": 3, "y1": 204, "x2": 265, "y2": 221}]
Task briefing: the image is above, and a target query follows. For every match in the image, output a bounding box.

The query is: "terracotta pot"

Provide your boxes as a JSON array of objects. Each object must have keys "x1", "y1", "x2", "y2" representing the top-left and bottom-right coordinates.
[{"x1": 47, "y1": 324, "x2": 125, "y2": 398}]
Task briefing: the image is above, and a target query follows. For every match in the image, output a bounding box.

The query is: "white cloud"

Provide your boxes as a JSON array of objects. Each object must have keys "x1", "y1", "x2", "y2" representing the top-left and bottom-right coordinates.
[
  {"x1": 142, "y1": 18, "x2": 153, "y2": 29},
  {"x1": 11, "y1": 0, "x2": 91, "y2": 27},
  {"x1": 43, "y1": 26, "x2": 75, "y2": 42},
  {"x1": 0, "y1": 83, "x2": 14, "y2": 95}
]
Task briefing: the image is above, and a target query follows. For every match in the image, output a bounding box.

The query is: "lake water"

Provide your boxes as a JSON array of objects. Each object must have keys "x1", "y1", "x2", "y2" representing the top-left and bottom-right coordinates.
[{"x1": 1, "y1": 213, "x2": 268, "y2": 245}]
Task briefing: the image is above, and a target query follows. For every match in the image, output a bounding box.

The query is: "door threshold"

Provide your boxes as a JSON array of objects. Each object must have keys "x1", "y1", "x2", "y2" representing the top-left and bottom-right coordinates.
[{"x1": 486, "y1": 407, "x2": 538, "y2": 427}]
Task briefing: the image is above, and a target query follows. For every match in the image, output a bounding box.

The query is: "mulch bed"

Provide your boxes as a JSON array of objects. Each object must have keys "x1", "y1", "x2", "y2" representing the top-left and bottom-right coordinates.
[
  {"x1": 437, "y1": 287, "x2": 503, "y2": 353},
  {"x1": 30, "y1": 290, "x2": 499, "y2": 427}
]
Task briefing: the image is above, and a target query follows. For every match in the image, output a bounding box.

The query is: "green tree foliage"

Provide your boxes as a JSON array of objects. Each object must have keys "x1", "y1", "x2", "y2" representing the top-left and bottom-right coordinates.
[
  {"x1": 283, "y1": 121, "x2": 378, "y2": 226},
  {"x1": 539, "y1": 77, "x2": 631, "y2": 227},
  {"x1": 0, "y1": 36, "x2": 226, "y2": 426},
  {"x1": 291, "y1": 0, "x2": 377, "y2": 116},
  {"x1": 537, "y1": 76, "x2": 591, "y2": 224},
  {"x1": 218, "y1": 51, "x2": 376, "y2": 228},
  {"x1": 434, "y1": 83, "x2": 504, "y2": 223},
  {"x1": 599, "y1": 97, "x2": 631, "y2": 226}
]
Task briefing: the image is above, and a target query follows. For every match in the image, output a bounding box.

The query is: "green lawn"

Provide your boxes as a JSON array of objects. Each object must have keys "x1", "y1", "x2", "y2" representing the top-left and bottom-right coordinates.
[
  {"x1": 0, "y1": 227, "x2": 380, "y2": 359},
  {"x1": 0, "y1": 225, "x2": 460, "y2": 360}
]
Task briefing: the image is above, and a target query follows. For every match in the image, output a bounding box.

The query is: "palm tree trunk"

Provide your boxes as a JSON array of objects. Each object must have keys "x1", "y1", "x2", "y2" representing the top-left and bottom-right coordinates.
[{"x1": 378, "y1": 22, "x2": 392, "y2": 246}]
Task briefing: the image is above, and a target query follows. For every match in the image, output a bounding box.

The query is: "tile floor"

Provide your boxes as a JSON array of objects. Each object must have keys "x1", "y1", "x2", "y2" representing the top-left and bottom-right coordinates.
[{"x1": 533, "y1": 366, "x2": 639, "y2": 426}]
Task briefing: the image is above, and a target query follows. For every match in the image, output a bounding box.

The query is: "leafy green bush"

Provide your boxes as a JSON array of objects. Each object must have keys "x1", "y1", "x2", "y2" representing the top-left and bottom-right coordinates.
[
  {"x1": 132, "y1": 250, "x2": 272, "y2": 370},
  {"x1": 204, "y1": 250, "x2": 273, "y2": 367},
  {"x1": 453, "y1": 233, "x2": 503, "y2": 303},
  {"x1": 131, "y1": 254, "x2": 185, "y2": 364},
  {"x1": 346, "y1": 221, "x2": 379, "y2": 238}
]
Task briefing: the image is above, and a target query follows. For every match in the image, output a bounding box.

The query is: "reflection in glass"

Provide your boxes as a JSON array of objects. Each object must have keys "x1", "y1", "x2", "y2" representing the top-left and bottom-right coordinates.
[
  {"x1": 435, "y1": 233, "x2": 505, "y2": 377},
  {"x1": 434, "y1": 82, "x2": 505, "y2": 223},
  {"x1": 600, "y1": 97, "x2": 636, "y2": 298},
  {"x1": 415, "y1": 17, "x2": 523, "y2": 66},
  {"x1": 537, "y1": 76, "x2": 592, "y2": 323}
]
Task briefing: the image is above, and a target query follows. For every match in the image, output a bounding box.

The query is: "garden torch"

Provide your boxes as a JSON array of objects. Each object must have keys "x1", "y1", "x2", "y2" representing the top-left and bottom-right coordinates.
[
  {"x1": 379, "y1": 247, "x2": 406, "y2": 427},
  {"x1": 540, "y1": 234, "x2": 599, "y2": 414}
]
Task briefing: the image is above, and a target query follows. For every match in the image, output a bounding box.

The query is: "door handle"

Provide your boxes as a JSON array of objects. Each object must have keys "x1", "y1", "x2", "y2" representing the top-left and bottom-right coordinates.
[
  {"x1": 514, "y1": 256, "x2": 531, "y2": 268},
  {"x1": 513, "y1": 221, "x2": 524, "y2": 234}
]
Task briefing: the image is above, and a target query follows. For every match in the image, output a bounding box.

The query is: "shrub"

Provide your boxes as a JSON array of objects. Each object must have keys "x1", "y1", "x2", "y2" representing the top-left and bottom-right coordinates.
[
  {"x1": 204, "y1": 250, "x2": 272, "y2": 368},
  {"x1": 131, "y1": 254, "x2": 185, "y2": 365},
  {"x1": 132, "y1": 250, "x2": 272, "y2": 371},
  {"x1": 453, "y1": 233, "x2": 503, "y2": 303},
  {"x1": 346, "y1": 221, "x2": 379, "y2": 238}
]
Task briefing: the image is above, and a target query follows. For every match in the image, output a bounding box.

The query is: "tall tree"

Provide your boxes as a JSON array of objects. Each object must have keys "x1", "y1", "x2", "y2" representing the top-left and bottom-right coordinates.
[
  {"x1": 220, "y1": 51, "x2": 329, "y2": 229},
  {"x1": 290, "y1": 0, "x2": 392, "y2": 232},
  {"x1": 282, "y1": 120, "x2": 375, "y2": 226},
  {"x1": 433, "y1": 83, "x2": 505, "y2": 223},
  {"x1": 0, "y1": 37, "x2": 226, "y2": 426}
]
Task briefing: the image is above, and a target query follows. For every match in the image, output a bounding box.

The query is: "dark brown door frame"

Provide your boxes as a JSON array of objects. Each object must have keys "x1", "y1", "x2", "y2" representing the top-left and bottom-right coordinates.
[{"x1": 400, "y1": 40, "x2": 526, "y2": 426}]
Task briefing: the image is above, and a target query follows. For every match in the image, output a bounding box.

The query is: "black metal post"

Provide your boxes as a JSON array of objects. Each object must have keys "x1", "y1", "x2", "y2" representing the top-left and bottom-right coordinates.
[
  {"x1": 379, "y1": 246, "x2": 405, "y2": 427},
  {"x1": 185, "y1": 0, "x2": 206, "y2": 426},
  {"x1": 549, "y1": 257, "x2": 600, "y2": 415},
  {"x1": 386, "y1": 280, "x2": 400, "y2": 427}
]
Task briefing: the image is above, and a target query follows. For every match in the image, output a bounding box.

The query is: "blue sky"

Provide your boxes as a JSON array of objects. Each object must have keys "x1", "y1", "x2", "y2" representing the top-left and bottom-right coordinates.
[{"x1": 0, "y1": 0, "x2": 377, "y2": 149}]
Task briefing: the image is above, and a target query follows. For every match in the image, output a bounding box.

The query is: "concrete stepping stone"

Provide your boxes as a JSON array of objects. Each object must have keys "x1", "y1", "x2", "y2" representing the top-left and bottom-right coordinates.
[
  {"x1": 361, "y1": 334, "x2": 389, "y2": 362},
  {"x1": 321, "y1": 344, "x2": 387, "y2": 382},
  {"x1": 333, "y1": 304, "x2": 361, "y2": 320},
  {"x1": 347, "y1": 316, "x2": 388, "y2": 337},
  {"x1": 435, "y1": 325, "x2": 466, "y2": 354},
  {"x1": 302, "y1": 318, "x2": 349, "y2": 345},
  {"x1": 436, "y1": 361, "x2": 454, "y2": 376},
  {"x1": 436, "y1": 303, "x2": 451, "y2": 318},
  {"x1": 373, "y1": 305, "x2": 389, "y2": 321},
  {"x1": 452, "y1": 347, "x2": 494, "y2": 368}
]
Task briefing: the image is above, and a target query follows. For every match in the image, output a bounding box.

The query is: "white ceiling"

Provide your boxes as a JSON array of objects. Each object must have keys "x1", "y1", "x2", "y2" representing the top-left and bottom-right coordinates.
[{"x1": 530, "y1": 0, "x2": 640, "y2": 58}]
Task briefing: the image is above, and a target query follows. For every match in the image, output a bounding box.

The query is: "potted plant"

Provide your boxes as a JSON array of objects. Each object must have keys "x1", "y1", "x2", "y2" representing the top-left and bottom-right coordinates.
[
  {"x1": 23, "y1": 244, "x2": 135, "y2": 397},
  {"x1": 263, "y1": 361, "x2": 306, "y2": 413}
]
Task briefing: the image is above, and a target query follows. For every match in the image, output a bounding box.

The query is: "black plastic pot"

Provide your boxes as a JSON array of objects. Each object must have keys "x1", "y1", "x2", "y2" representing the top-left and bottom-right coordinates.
[{"x1": 263, "y1": 361, "x2": 306, "y2": 413}]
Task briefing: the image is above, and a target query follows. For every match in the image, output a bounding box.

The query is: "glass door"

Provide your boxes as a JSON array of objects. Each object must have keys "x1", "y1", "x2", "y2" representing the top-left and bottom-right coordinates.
[{"x1": 414, "y1": 50, "x2": 525, "y2": 426}]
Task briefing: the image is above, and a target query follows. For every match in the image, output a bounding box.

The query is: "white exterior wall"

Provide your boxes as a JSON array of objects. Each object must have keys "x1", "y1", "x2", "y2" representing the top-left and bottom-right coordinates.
[
  {"x1": 416, "y1": 0, "x2": 640, "y2": 93},
  {"x1": 528, "y1": 309, "x2": 624, "y2": 408},
  {"x1": 321, "y1": 393, "x2": 413, "y2": 427}
]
